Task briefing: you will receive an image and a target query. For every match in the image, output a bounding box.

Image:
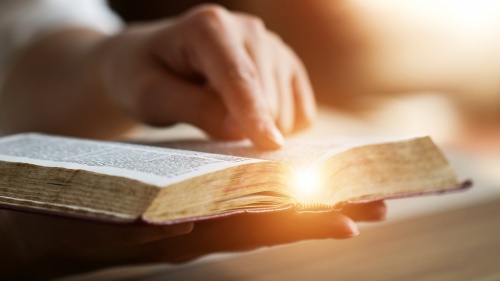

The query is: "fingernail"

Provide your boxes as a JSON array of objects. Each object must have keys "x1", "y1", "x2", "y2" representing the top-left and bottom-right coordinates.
[
  {"x1": 263, "y1": 122, "x2": 284, "y2": 149},
  {"x1": 164, "y1": 223, "x2": 194, "y2": 237},
  {"x1": 346, "y1": 220, "x2": 360, "y2": 237}
]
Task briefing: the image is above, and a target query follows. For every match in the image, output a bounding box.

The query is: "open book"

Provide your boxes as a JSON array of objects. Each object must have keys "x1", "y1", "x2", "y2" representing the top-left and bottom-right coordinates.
[{"x1": 0, "y1": 133, "x2": 469, "y2": 224}]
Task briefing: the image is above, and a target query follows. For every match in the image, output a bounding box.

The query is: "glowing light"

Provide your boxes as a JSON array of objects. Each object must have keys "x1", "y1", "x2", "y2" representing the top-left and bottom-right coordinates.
[{"x1": 293, "y1": 168, "x2": 322, "y2": 199}]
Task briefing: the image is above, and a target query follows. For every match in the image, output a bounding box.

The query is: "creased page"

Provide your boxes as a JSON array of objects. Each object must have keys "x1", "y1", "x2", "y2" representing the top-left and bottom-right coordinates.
[{"x1": 159, "y1": 137, "x2": 422, "y2": 171}]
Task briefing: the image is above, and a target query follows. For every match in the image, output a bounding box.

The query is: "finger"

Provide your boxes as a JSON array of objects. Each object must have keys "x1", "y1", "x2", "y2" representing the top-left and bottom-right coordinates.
[
  {"x1": 237, "y1": 14, "x2": 280, "y2": 120},
  {"x1": 132, "y1": 66, "x2": 243, "y2": 140},
  {"x1": 273, "y1": 46, "x2": 295, "y2": 134},
  {"x1": 7, "y1": 210, "x2": 194, "y2": 250},
  {"x1": 190, "y1": 211, "x2": 359, "y2": 252},
  {"x1": 181, "y1": 6, "x2": 284, "y2": 149},
  {"x1": 291, "y1": 52, "x2": 317, "y2": 132},
  {"x1": 71, "y1": 222, "x2": 195, "y2": 247},
  {"x1": 340, "y1": 201, "x2": 387, "y2": 222},
  {"x1": 125, "y1": 211, "x2": 359, "y2": 264}
]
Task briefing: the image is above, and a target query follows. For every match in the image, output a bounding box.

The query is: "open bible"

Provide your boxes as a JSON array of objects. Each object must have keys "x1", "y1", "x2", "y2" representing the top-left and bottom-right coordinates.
[{"x1": 0, "y1": 133, "x2": 469, "y2": 224}]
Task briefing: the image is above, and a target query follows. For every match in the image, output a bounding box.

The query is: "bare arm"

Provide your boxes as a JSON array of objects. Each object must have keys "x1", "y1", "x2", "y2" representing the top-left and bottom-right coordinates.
[{"x1": 0, "y1": 28, "x2": 133, "y2": 139}]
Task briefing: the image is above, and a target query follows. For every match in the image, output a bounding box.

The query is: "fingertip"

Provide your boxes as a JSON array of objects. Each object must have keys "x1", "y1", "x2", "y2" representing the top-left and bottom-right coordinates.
[
  {"x1": 297, "y1": 212, "x2": 359, "y2": 239},
  {"x1": 341, "y1": 201, "x2": 387, "y2": 222},
  {"x1": 250, "y1": 122, "x2": 285, "y2": 150},
  {"x1": 164, "y1": 222, "x2": 194, "y2": 237},
  {"x1": 234, "y1": 110, "x2": 284, "y2": 149},
  {"x1": 328, "y1": 213, "x2": 359, "y2": 239},
  {"x1": 253, "y1": 120, "x2": 284, "y2": 150},
  {"x1": 344, "y1": 219, "x2": 360, "y2": 238},
  {"x1": 371, "y1": 201, "x2": 387, "y2": 221}
]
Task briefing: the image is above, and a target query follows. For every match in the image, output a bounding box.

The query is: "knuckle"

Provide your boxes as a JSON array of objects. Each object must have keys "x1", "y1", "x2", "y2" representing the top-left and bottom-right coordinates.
[
  {"x1": 188, "y1": 4, "x2": 228, "y2": 26},
  {"x1": 243, "y1": 15, "x2": 265, "y2": 32},
  {"x1": 225, "y1": 61, "x2": 259, "y2": 87},
  {"x1": 237, "y1": 14, "x2": 267, "y2": 41},
  {"x1": 183, "y1": 4, "x2": 231, "y2": 43}
]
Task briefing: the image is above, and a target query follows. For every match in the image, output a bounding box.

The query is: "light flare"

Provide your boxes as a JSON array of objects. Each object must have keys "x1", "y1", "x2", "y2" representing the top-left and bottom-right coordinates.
[{"x1": 292, "y1": 168, "x2": 323, "y2": 203}]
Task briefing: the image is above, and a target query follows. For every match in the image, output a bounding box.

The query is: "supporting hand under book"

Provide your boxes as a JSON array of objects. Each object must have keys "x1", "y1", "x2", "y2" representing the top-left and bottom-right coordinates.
[
  {"x1": 0, "y1": 201, "x2": 385, "y2": 280},
  {"x1": 0, "y1": 4, "x2": 315, "y2": 150}
]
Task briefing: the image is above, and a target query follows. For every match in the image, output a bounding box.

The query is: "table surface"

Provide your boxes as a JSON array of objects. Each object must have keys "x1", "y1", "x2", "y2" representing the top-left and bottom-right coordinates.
[
  {"x1": 61, "y1": 104, "x2": 500, "y2": 281},
  {"x1": 63, "y1": 197, "x2": 500, "y2": 281}
]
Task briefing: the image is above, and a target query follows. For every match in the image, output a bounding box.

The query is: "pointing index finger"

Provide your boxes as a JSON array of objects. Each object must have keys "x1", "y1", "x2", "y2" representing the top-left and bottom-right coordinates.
[{"x1": 184, "y1": 7, "x2": 284, "y2": 149}]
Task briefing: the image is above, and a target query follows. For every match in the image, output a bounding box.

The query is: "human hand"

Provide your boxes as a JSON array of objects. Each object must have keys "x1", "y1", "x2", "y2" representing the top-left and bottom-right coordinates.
[
  {"x1": 97, "y1": 4, "x2": 316, "y2": 149},
  {"x1": 0, "y1": 201, "x2": 385, "y2": 279},
  {"x1": 132, "y1": 200, "x2": 386, "y2": 263},
  {"x1": 0, "y1": 209, "x2": 194, "y2": 280}
]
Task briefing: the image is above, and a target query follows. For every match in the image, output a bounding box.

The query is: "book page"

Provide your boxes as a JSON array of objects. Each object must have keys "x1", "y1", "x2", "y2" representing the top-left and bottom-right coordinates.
[
  {"x1": 156, "y1": 137, "x2": 422, "y2": 172},
  {"x1": 159, "y1": 137, "x2": 430, "y2": 203},
  {"x1": 0, "y1": 134, "x2": 263, "y2": 187}
]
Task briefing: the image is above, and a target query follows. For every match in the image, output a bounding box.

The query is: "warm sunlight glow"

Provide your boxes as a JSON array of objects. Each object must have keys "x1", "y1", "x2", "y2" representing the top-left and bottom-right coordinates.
[{"x1": 292, "y1": 168, "x2": 323, "y2": 203}]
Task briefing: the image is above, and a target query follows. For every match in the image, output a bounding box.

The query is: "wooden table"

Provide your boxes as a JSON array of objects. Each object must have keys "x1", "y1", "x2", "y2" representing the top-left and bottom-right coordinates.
[
  {"x1": 64, "y1": 197, "x2": 500, "y2": 281},
  {"x1": 62, "y1": 106, "x2": 500, "y2": 281}
]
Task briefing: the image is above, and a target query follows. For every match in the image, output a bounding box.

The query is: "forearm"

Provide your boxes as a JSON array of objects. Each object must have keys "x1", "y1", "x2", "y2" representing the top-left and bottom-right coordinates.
[{"x1": 0, "y1": 28, "x2": 136, "y2": 139}]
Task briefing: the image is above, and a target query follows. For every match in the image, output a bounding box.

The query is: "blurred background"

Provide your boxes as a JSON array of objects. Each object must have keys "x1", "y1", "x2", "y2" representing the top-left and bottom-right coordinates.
[
  {"x1": 63, "y1": 1, "x2": 500, "y2": 280},
  {"x1": 110, "y1": 0, "x2": 500, "y2": 150}
]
